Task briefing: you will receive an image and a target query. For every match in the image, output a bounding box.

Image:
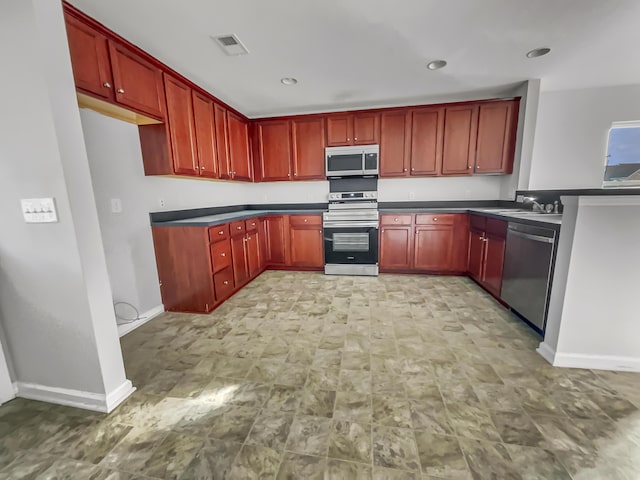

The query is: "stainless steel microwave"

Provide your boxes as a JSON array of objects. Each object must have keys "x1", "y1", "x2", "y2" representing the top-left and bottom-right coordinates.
[{"x1": 325, "y1": 145, "x2": 379, "y2": 177}]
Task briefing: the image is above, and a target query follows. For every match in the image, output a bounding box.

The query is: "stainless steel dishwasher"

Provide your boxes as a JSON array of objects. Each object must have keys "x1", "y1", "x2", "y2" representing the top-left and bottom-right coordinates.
[{"x1": 501, "y1": 222, "x2": 557, "y2": 332}]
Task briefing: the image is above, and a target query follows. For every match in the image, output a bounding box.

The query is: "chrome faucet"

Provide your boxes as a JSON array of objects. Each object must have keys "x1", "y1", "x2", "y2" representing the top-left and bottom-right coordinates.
[{"x1": 523, "y1": 196, "x2": 545, "y2": 212}]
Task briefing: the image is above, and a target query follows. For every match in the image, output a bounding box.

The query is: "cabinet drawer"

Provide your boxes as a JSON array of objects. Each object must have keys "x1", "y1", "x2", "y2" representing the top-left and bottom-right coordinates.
[
  {"x1": 290, "y1": 215, "x2": 322, "y2": 226},
  {"x1": 469, "y1": 214, "x2": 487, "y2": 232},
  {"x1": 415, "y1": 214, "x2": 455, "y2": 225},
  {"x1": 485, "y1": 218, "x2": 507, "y2": 238},
  {"x1": 214, "y1": 267, "x2": 234, "y2": 300},
  {"x1": 210, "y1": 240, "x2": 232, "y2": 273},
  {"x1": 209, "y1": 224, "x2": 229, "y2": 242},
  {"x1": 245, "y1": 218, "x2": 259, "y2": 232},
  {"x1": 230, "y1": 220, "x2": 246, "y2": 236},
  {"x1": 381, "y1": 214, "x2": 413, "y2": 226}
]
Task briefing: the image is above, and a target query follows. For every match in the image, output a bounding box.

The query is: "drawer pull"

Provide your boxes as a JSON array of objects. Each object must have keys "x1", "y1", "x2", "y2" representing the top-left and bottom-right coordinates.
[
  {"x1": 236, "y1": 226, "x2": 242, "y2": 230},
  {"x1": 218, "y1": 231, "x2": 224, "y2": 235},
  {"x1": 223, "y1": 280, "x2": 229, "y2": 285},
  {"x1": 394, "y1": 218, "x2": 399, "y2": 222},
  {"x1": 433, "y1": 217, "x2": 438, "y2": 221},
  {"x1": 220, "y1": 253, "x2": 225, "y2": 257},
  {"x1": 304, "y1": 218, "x2": 308, "y2": 223}
]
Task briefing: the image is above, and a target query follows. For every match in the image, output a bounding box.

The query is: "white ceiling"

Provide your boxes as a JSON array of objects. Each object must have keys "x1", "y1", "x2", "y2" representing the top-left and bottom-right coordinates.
[{"x1": 69, "y1": 0, "x2": 640, "y2": 118}]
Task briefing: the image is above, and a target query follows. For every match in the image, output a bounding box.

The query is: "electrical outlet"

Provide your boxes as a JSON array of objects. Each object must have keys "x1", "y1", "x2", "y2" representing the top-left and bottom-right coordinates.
[
  {"x1": 110, "y1": 198, "x2": 122, "y2": 214},
  {"x1": 158, "y1": 198, "x2": 165, "y2": 208},
  {"x1": 408, "y1": 191, "x2": 415, "y2": 200},
  {"x1": 516, "y1": 194, "x2": 525, "y2": 203}
]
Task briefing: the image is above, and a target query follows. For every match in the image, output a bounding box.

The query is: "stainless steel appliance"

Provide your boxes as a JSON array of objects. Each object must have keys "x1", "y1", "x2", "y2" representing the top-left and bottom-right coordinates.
[
  {"x1": 501, "y1": 223, "x2": 557, "y2": 332},
  {"x1": 323, "y1": 178, "x2": 379, "y2": 276},
  {"x1": 325, "y1": 145, "x2": 379, "y2": 177}
]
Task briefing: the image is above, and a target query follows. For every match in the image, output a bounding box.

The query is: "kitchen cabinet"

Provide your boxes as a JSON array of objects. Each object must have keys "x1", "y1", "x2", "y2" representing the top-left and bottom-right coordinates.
[
  {"x1": 227, "y1": 112, "x2": 253, "y2": 181},
  {"x1": 192, "y1": 92, "x2": 219, "y2": 178},
  {"x1": 257, "y1": 120, "x2": 293, "y2": 181},
  {"x1": 264, "y1": 216, "x2": 289, "y2": 266},
  {"x1": 326, "y1": 112, "x2": 380, "y2": 146},
  {"x1": 164, "y1": 75, "x2": 198, "y2": 175},
  {"x1": 380, "y1": 214, "x2": 468, "y2": 273},
  {"x1": 410, "y1": 107, "x2": 444, "y2": 176},
  {"x1": 291, "y1": 117, "x2": 326, "y2": 180},
  {"x1": 468, "y1": 215, "x2": 507, "y2": 297},
  {"x1": 64, "y1": 10, "x2": 165, "y2": 120},
  {"x1": 230, "y1": 219, "x2": 264, "y2": 288},
  {"x1": 214, "y1": 103, "x2": 231, "y2": 179},
  {"x1": 289, "y1": 215, "x2": 323, "y2": 268},
  {"x1": 379, "y1": 110, "x2": 410, "y2": 177},
  {"x1": 441, "y1": 104, "x2": 478, "y2": 175},
  {"x1": 151, "y1": 226, "x2": 215, "y2": 313},
  {"x1": 475, "y1": 101, "x2": 518, "y2": 174}
]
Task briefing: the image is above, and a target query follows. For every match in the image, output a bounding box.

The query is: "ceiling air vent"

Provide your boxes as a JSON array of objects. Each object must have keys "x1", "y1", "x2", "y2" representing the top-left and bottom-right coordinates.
[{"x1": 212, "y1": 34, "x2": 249, "y2": 56}]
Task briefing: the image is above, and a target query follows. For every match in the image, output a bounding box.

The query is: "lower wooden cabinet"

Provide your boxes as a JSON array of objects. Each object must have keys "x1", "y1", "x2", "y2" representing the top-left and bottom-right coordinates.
[
  {"x1": 231, "y1": 233, "x2": 249, "y2": 287},
  {"x1": 246, "y1": 230, "x2": 261, "y2": 278},
  {"x1": 380, "y1": 214, "x2": 468, "y2": 273},
  {"x1": 264, "y1": 216, "x2": 288, "y2": 265},
  {"x1": 151, "y1": 226, "x2": 215, "y2": 313},
  {"x1": 289, "y1": 215, "x2": 323, "y2": 267},
  {"x1": 468, "y1": 215, "x2": 507, "y2": 297}
]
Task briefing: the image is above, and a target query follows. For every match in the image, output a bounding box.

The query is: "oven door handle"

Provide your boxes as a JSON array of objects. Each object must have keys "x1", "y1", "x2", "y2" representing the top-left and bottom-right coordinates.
[{"x1": 322, "y1": 222, "x2": 379, "y2": 228}]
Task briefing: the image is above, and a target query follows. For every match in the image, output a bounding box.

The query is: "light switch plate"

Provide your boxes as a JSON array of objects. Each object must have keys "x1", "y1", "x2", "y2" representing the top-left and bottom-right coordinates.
[
  {"x1": 111, "y1": 198, "x2": 123, "y2": 214},
  {"x1": 21, "y1": 198, "x2": 58, "y2": 223}
]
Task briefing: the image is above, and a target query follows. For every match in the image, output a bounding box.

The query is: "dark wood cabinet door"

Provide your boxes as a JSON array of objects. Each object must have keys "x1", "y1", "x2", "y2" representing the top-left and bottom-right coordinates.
[
  {"x1": 290, "y1": 226, "x2": 323, "y2": 267},
  {"x1": 475, "y1": 101, "x2": 518, "y2": 174},
  {"x1": 264, "y1": 216, "x2": 288, "y2": 265},
  {"x1": 326, "y1": 115, "x2": 353, "y2": 146},
  {"x1": 192, "y1": 92, "x2": 218, "y2": 178},
  {"x1": 214, "y1": 103, "x2": 231, "y2": 179},
  {"x1": 291, "y1": 117, "x2": 325, "y2": 180},
  {"x1": 151, "y1": 226, "x2": 215, "y2": 313},
  {"x1": 380, "y1": 110, "x2": 410, "y2": 177},
  {"x1": 410, "y1": 107, "x2": 443, "y2": 176},
  {"x1": 257, "y1": 120, "x2": 292, "y2": 181},
  {"x1": 164, "y1": 75, "x2": 198, "y2": 175},
  {"x1": 258, "y1": 218, "x2": 268, "y2": 270},
  {"x1": 468, "y1": 230, "x2": 485, "y2": 282},
  {"x1": 227, "y1": 112, "x2": 252, "y2": 181},
  {"x1": 380, "y1": 226, "x2": 413, "y2": 270},
  {"x1": 246, "y1": 231, "x2": 261, "y2": 278},
  {"x1": 353, "y1": 112, "x2": 380, "y2": 145},
  {"x1": 107, "y1": 40, "x2": 165, "y2": 119},
  {"x1": 441, "y1": 104, "x2": 478, "y2": 175},
  {"x1": 451, "y1": 215, "x2": 470, "y2": 272},
  {"x1": 231, "y1": 234, "x2": 249, "y2": 287},
  {"x1": 413, "y1": 226, "x2": 454, "y2": 271},
  {"x1": 64, "y1": 14, "x2": 113, "y2": 100},
  {"x1": 483, "y1": 234, "x2": 506, "y2": 297}
]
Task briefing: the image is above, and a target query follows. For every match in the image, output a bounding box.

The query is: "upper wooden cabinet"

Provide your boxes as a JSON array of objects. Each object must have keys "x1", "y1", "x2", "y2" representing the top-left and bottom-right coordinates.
[
  {"x1": 326, "y1": 112, "x2": 380, "y2": 146},
  {"x1": 227, "y1": 112, "x2": 252, "y2": 181},
  {"x1": 475, "y1": 101, "x2": 519, "y2": 174},
  {"x1": 255, "y1": 117, "x2": 326, "y2": 182},
  {"x1": 291, "y1": 117, "x2": 326, "y2": 180},
  {"x1": 441, "y1": 104, "x2": 478, "y2": 175},
  {"x1": 410, "y1": 107, "x2": 444, "y2": 176},
  {"x1": 214, "y1": 103, "x2": 232, "y2": 179},
  {"x1": 164, "y1": 75, "x2": 198, "y2": 176},
  {"x1": 379, "y1": 110, "x2": 410, "y2": 177},
  {"x1": 257, "y1": 120, "x2": 293, "y2": 181},
  {"x1": 65, "y1": 10, "x2": 165, "y2": 121},
  {"x1": 192, "y1": 92, "x2": 219, "y2": 179}
]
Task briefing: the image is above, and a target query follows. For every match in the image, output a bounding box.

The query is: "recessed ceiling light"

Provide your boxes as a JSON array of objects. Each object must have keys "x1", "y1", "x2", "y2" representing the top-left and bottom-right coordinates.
[
  {"x1": 281, "y1": 77, "x2": 298, "y2": 86},
  {"x1": 426, "y1": 60, "x2": 447, "y2": 71},
  {"x1": 526, "y1": 47, "x2": 551, "y2": 58}
]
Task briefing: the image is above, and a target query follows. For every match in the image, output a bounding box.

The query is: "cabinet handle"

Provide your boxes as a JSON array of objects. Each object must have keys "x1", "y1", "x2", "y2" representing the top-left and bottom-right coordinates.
[
  {"x1": 237, "y1": 226, "x2": 242, "y2": 230},
  {"x1": 201, "y1": 166, "x2": 205, "y2": 171},
  {"x1": 251, "y1": 222, "x2": 256, "y2": 226},
  {"x1": 117, "y1": 88, "x2": 125, "y2": 94},
  {"x1": 223, "y1": 280, "x2": 229, "y2": 285},
  {"x1": 411, "y1": 168, "x2": 415, "y2": 171},
  {"x1": 218, "y1": 231, "x2": 224, "y2": 235},
  {"x1": 195, "y1": 165, "x2": 199, "y2": 170},
  {"x1": 103, "y1": 82, "x2": 111, "y2": 89},
  {"x1": 468, "y1": 165, "x2": 472, "y2": 169},
  {"x1": 476, "y1": 165, "x2": 480, "y2": 170},
  {"x1": 394, "y1": 218, "x2": 399, "y2": 222},
  {"x1": 304, "y1": 219, "x2": 308, "y2": 223},
  {"x1": 221, "y1": 253, "x2": 225, "y2": 257},
  {"x1": 433, "y1": 217, "x2": 438, "y2": 221},
  {"x1": 347, "y1": 137, "x2": 351, "y2": 141},
  {"x1": 354, "y1": 137, "x2": 358, "y2": 141},
  {"x1": 288, "y1": 173, "x2": 291, "y2": 177},
  {"x1": 403, "y1": 168, "x2": 407, "y2": 172}
]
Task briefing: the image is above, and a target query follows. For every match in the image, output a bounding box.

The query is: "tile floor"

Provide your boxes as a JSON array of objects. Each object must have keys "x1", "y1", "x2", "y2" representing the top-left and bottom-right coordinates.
[{"x1": 1, "y1": 271, "x2": 640, "y2": 479}]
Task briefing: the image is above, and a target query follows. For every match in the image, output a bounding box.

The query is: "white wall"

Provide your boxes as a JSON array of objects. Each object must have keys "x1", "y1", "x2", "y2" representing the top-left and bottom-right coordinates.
[
  {"x1": 529, "y1": 84, "x2": 640, "y2": 189},
  {"x1": 539, "y1": 195, "x2": 640, "y2": 372},
  {"x1": 0, "y1": 340, "x2": 14, "y2": 405},
  {"x1": 0, "y1": 0, "x2": 130, "y2": 410}
]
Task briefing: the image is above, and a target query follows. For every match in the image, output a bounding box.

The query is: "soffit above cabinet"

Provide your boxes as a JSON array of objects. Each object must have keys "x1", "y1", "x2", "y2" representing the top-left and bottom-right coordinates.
[{"x1": 68, "y1": 0, "x2": 640, "y2": 118}]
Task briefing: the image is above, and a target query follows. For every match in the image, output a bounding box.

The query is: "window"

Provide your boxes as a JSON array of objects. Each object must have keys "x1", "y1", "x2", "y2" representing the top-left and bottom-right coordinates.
[{"x1": 603, "y1": 121, "x2": 640, "y2": 187}]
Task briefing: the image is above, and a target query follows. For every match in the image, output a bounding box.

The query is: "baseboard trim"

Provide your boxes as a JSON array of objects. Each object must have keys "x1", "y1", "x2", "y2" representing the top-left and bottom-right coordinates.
[
  {"x1": 16, "y1": 379, "x2": 136, "y2": 413},
  {"x1": 537, "y1": 343, "x2": 640, "y2": 372},
  {"x1": 118, "y1": 305, "x2": 164, "y2": 337}
]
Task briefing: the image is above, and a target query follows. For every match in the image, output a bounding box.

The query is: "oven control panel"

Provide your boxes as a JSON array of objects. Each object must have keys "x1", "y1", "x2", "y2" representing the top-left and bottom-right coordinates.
[{"x1": 328, "y1": 191, "x2": 377, "y2": 201}]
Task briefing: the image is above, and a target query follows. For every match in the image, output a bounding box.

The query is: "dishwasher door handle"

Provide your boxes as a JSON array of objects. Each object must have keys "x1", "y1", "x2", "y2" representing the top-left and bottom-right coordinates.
[{"x1": 508, "y1": 229, "x2": 555, "y2": 244}]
